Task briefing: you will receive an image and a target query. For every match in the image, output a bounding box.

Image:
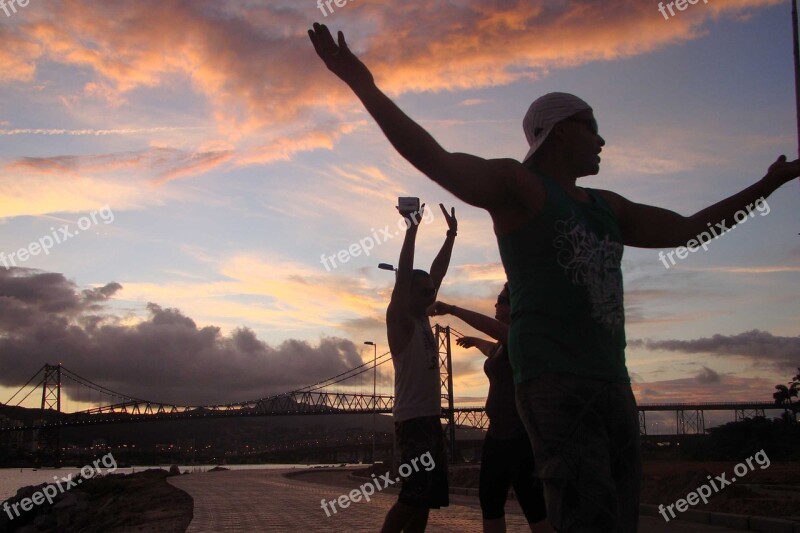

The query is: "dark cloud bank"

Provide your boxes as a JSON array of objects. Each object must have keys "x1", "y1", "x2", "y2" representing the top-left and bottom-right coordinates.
[
  {"x1": 630, "y1": 330, "x2": 800, "y2": 373},
  {"x1": 0, "y1": 268, "x2": 363, "y2": 405}
]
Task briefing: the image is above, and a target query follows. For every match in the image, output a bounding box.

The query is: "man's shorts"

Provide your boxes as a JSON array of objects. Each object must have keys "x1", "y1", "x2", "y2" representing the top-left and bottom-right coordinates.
[
  {"x1": 515, "y1": 373, "x2": 641, "y2": 532},
  {"x1": 394, "y1": 415, "x2": 450, "y2": 509}
]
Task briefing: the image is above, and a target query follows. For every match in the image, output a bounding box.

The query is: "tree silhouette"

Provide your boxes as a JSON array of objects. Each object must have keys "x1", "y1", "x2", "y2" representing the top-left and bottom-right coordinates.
[{"x1": 773, "y1": 367, "x2": 800, "y2": 423}]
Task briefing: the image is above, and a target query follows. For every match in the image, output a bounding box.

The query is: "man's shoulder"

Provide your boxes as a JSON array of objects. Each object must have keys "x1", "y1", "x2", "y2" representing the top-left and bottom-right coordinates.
[
  {"x1": 486, "y1": 160, "x2": 546, "y2": 234},
  {"x1": 482, "y1": 157, "x2": 540, "y2": 189},
  {"x1": 590, "y1": 188, "x2": 629, "y2": 218}
]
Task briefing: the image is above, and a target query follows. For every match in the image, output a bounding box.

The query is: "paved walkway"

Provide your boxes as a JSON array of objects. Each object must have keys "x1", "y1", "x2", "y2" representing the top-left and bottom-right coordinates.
[{"x1": 168, "y1": 468, "x2": 751, "y2": 532}]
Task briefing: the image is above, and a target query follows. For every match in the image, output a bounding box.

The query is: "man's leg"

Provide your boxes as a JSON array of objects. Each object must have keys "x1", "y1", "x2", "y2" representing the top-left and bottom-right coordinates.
[
  {"x1": 606, "y1": 383, "x2": 642, "y2": 533},
  {"x1": 516, "y1": 374, "x2": 618, "y2": 532},
  {"x1": 383, "y1": 416, "x2": 447, "y2": 532},
  {"x1": 479, "y1": 433, "x2": 513, "y2": 533},
  {"x1": 381, "y1": 501, "x2": 428, "y2": 533},
  {"x1": 403, "y1": 506, "x2": 430, "y2": 532},
  {"x1": 509, "y1": 433, "x2": 553, "y2": 532}
]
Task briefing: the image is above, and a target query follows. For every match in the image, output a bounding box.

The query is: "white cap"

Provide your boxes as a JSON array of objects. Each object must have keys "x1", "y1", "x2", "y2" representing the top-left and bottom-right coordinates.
[{"x1": 522, "y1": 92, "x2": 592, "y2": 164}]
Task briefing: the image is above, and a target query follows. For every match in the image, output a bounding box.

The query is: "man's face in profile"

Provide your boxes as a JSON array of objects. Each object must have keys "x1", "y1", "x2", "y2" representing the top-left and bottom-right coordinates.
[{"x1": 558, "y1": 109, "x2": 605, "y2": 179}]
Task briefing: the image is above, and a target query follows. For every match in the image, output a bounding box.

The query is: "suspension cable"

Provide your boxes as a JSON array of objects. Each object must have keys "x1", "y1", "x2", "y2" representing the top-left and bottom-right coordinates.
[
  {"x1": 11, "y1": 377, "x2": 46, "y2": 407},
  {"x1": 4, "y1": 364, "x2": 46, "y2": 405}
]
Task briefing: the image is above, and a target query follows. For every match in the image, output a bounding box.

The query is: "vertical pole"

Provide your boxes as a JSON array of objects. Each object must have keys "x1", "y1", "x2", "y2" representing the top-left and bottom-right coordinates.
[
  {"x1": 372, "y1": 343, "x2": 376, "y2": 464},
  {"x1": 55, "y1": 364, "x2": 61, "y2": 466},
  {"x1": 364, "y1": 340, "x2": 378, "y2": 464},
  {"x1": 56, "y1": 363, "x2": 61, "y2": 414},
  {"x1": 444, "y1": 326, "x2": 456, "y2": 462},
  {"x1": 40, "y1": 365, "x2": 48, "y2": 411}
]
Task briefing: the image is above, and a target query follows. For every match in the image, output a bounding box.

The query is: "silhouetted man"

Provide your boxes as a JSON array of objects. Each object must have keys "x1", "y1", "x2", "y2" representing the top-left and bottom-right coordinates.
[
  {"x1": 383, "y1": 202, "x2": 456, "y2": 533},
  {"x1": 309, "y1": 23, "x2": 800, "y2": 532}
]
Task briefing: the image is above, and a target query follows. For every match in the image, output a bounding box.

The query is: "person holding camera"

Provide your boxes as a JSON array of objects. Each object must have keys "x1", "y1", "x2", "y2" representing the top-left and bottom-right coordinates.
[
  {"x1": 429, "y1": 284, "x2": 553, "y2": 533},
  {"x1": 382, "y1": 200, "x2": 456, "y2": 533}
]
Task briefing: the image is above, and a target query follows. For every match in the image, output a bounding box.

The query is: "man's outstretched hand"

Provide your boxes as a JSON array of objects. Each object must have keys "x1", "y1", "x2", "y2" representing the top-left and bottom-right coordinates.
[
  {"x1": 308, "y1": 23, "x2": 374, "y2": 88},
  {"x1": 766, "y1": 155, "x2": 800, "y2": 187},
  {"x1": 455, "y1": 336, "x2": 484, "y2": 350},
  {"x1": 427, "y1": 301, "x2": 454, "y2": 317}
]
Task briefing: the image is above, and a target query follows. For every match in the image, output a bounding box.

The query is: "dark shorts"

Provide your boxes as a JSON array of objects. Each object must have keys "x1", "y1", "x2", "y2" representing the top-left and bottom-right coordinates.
[
  {"x1": 479, "y1": 431, "x2": 547, "y2": 523},
  {"x1": 394, "y1": 415, "x2": 449, "y2": 509},
  {"x1": 515, "y1": 373, "x2": 641, "y2": 533}
]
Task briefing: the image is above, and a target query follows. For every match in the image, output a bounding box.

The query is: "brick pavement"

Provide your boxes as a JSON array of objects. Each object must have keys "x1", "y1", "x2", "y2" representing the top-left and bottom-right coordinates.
[{"x1": 168, "y1": 468, "x2": 751, "y2": 532}]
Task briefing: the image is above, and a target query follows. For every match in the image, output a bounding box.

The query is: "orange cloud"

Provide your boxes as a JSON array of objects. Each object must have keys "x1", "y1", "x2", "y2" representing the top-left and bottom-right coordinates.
[
  {"x1": 0, "y1": 27, "x2": 42, "y2": 82},
  {"x1": 0, "y1": 0, "x2": 783, "y2": 176}
]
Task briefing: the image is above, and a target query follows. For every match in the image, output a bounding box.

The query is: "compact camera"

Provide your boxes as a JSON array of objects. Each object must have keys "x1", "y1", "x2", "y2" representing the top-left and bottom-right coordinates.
[{"x1": 397, "y1": 197, "x2": 420, "y2": 212}]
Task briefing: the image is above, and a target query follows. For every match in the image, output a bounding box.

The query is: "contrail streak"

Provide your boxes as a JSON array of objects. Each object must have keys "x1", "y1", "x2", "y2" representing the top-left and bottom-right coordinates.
[{"x1": 0, "y1": 126, "x2": 206, "y2": 136}]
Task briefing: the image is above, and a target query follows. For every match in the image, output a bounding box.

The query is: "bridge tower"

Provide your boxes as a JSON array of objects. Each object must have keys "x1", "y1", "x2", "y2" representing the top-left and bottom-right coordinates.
[
  {"x1": 41, "y1": 363, "x2": 62, "y2": 411},
  {"x1": 676, "y1": 409, "x2": 705, "y2": 435},
  {"x1": 435, "y1": 325, "x2": 457, "y2": 462},
  {"x1": 38, "y1": 363, "x2": 62, "y2": 466},
  {"x1": 735, "y1": 407, "x2": 766, "y2": 421}
]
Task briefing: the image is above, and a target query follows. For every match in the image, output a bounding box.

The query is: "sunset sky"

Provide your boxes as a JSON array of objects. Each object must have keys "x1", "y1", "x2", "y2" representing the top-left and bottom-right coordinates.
[{"x1": 1, "y1": 0, "x2": 798, "y2": 426}]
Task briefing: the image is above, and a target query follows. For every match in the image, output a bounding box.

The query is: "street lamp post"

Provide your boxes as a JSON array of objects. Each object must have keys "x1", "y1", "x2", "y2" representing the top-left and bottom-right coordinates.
[{"x1": 364, "y1": 341, "x2": 377, "y2": 464}]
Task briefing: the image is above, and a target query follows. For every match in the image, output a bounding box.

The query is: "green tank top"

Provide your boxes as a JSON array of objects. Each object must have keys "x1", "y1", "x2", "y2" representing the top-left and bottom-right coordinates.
[{"x1": 497, "y1": 172, "x2": 629, "y2": 385}]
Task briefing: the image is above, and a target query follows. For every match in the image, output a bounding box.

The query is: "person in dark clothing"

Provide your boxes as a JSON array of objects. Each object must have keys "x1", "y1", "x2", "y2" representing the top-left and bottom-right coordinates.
[{"x1": 429, "y1": 284, "x2": 553, "y2": 533}]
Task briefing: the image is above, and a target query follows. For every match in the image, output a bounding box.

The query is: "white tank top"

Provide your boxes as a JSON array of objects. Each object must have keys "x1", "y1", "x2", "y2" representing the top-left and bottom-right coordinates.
[{"x1": 392, "y1": 315, "x2": 442, "y2": 422}]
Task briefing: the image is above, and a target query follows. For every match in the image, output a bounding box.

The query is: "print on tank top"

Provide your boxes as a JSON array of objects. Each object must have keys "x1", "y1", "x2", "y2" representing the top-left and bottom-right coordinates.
[{"x1": 553, "y1": 214, "x2": 624, "y2": 331}]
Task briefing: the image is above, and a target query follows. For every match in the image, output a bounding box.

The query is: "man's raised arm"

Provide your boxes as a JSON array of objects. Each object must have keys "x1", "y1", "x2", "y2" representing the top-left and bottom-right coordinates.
[
  {"x1": 429, "y1": 302, "x2": 508, "y2": 343},
  {"x1": 429, "y1": 204, "x2": 457, "y2": 290},
  {"x1": 308, "y1": 23, "x2": 517, "y2": 210},
  {"x1": 605, "y1": 155, "x2": 800, "y2": 249},
  {"x1": 389, "y1": 205, "x2": 422, "y2": 315}
]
